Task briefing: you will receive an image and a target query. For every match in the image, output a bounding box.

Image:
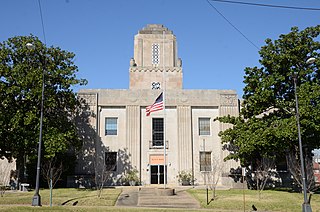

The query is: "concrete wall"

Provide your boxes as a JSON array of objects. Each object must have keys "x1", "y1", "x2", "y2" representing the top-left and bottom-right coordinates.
[
  {"x1": 192, "y1": 107, "x2": 222, "y2": 185},
  {"x1": 77, "y1": 89, "x2": 240, "y2": 186}
]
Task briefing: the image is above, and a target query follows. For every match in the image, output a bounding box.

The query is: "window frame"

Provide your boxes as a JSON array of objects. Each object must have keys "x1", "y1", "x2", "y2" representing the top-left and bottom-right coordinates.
[
  {"x1": 199, "y1": 151, "x2": 212, "y2": 172},
  {"x1": 105, "y1": 117, "x2": 118, "y2": 136},
  {"x1": 152, "y1": 118, "x2": 164, "y2": 147},
  {"x1": 198, "y1": 117, "x2": 211, "y2": 136}
]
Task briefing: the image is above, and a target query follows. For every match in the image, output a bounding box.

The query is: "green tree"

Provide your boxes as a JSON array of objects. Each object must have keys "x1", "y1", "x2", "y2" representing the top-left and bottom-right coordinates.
[
  {"x1": 0, "y1": 35, "x2": 87, "y2": 182},
  {"x1": 216, "y1": 25, "x2": 320, "y2": 190}
]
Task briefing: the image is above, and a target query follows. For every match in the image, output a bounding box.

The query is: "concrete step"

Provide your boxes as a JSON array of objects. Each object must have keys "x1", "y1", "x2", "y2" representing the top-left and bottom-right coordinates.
[{"x1": 116, "y1": 187, "x2": 201, "y2": 209}]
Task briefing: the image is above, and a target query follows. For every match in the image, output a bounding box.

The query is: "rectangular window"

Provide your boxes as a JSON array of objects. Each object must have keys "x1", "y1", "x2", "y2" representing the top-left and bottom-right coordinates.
[
  {"x1": 105, "y1": 152, "x2": 117, "y2": 171},
  {"x1": 199, "y1": 118, "x2": 210, "y2": 135},
  {"x1": 152, "y1": 43, "x2": 160, "y2": 65},
  {"x1": 200, "y1": 152, "x2": 211, "y2": 171},
  {"x1": 152, "y1": 118, "x2": 163, "y2": 146},
  {"x1": 105, "y1": 117, "x2": 117, "y2": 135}
]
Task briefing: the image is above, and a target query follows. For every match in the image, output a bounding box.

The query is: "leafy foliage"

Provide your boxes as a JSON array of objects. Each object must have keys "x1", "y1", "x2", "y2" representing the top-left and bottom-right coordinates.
[
  {"x1": 216, "y1": 25, "x2": 320, "y2": 166},
  {"x1": 177, "y1": 170, "x2": 193, "y2": 185},
  {"x1": 0, "y1": 35, "x2": 87, "y2": 179}
]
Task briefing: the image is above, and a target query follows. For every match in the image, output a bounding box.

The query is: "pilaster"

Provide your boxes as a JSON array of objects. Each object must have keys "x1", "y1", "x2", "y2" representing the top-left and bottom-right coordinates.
[
  {"x1": 126, "y1": 105, "x2": 141, "y2": 170},
  {"x1": 177, "y1": 105, "x2": 192, "y2": 171},
  {"x1": 219, "y1": 94, "x2": 240, "y2": 175}
]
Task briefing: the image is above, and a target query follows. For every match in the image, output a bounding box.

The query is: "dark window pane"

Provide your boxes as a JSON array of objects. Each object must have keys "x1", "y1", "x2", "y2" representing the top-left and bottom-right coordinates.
[
  {"x1": 150, "y1": 165, "x2": 158, "y2": 184},
  {"x1": 152, "y1": 118, "x2": 163, "y2": 146},
  {"x1": 105, "y1": 152, "x2": 117, "y2": 171}
]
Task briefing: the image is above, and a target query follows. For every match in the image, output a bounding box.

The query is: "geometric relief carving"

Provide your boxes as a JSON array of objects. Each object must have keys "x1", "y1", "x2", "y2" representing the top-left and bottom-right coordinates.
[
  {"x1": 129, "y1": 67, "x2": 182, "y2": 73},
  {"x1": 129, "y1": 91, "x2": 141, "y2": 102},
  {"x1": 220, "y1": 94, "x2": 237, "y2": 106},
  {"x1": 152, "y1": 43, "x2": 160, "y2": 65},
  {"x1": 179, "y1": 93, "x2": 188, "y2": 103},
  {"x1": 79, "y1": 93, "x2": 96, "y2": 106}
]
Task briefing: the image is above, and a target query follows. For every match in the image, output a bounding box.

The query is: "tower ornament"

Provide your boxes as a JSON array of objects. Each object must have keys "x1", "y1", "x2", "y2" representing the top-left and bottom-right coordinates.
[
  {"x1": 151, "y1": 82, "x2": 161, "y2": 90},
  {"x1": 220, "y1": 94, "x2": 237, "y2": 106}
]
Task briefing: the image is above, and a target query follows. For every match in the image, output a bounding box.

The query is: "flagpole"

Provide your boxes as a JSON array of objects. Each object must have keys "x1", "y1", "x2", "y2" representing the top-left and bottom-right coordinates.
[{"x1": 162, "y1": 30, "x2": 167, "y2": 189}]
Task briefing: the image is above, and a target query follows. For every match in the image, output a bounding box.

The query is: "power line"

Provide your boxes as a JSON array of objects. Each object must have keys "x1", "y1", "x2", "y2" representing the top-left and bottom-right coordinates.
[
  {"x1": 37, "y1": 0, "x2": 47, "y2": 46},
  {"x1": 209, "y1": 0, "x2": 320, "y2": 11},
  {"x1": 206, "y1": 0, "x2": 260, "y2": 50}
]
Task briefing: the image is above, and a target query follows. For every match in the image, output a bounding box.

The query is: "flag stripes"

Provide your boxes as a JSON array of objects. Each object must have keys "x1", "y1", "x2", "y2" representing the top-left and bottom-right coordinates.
[{"x1": 146, "y1": 92, "x2": 164, "y2": 116}]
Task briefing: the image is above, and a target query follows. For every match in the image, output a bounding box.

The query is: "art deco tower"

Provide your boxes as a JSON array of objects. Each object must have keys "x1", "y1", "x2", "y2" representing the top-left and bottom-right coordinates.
[{"x1": 129, "y1": 24, "x2": 182, "y2": 90}]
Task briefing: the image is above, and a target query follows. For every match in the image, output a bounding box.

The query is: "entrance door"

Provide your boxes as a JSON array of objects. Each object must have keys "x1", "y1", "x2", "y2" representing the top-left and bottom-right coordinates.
[{"x1": 150, "y1": 165, "x2": 167, "y2": 184}]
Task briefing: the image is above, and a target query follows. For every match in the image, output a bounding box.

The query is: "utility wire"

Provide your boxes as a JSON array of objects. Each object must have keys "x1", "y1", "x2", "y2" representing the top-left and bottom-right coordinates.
[
  {"x1": 206, "y1": 0, "x2": 260, "y2": 50},
  {"x1": 37, "y1": 0, "x2": 47, "y2": 46},
  {"x1": 209, "y1": 0, "x2": 320, "y2": 11}
]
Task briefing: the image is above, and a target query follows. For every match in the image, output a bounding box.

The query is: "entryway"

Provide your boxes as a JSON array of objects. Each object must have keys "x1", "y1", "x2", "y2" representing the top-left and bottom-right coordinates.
[{"x1": 150, "y1": 165, "x2": 167, "y2": 184}]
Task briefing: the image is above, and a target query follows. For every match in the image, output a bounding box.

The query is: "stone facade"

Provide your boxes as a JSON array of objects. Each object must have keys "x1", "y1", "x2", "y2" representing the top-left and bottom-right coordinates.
[
  {"x1": 77, "y1": 24, "x2": 239, "y2": 187},
  {"x1": 130, "y1": 24, "x2": 182, "y2": 90}
]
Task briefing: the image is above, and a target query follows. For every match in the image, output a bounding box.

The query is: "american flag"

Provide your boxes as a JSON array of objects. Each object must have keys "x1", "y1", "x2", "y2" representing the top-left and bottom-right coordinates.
[{"x1": 146, "y1": 92, "x2": 164, "y2": 116}]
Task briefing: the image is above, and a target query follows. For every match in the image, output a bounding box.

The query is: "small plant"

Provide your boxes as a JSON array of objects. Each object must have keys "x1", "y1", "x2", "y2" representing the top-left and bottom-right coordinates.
[
  {"x1": 177, "y1": 170, "x2": 193, "y2": 185},
  {"x1": 124, "y1": 169, "x2": 139, "y2": 186}
]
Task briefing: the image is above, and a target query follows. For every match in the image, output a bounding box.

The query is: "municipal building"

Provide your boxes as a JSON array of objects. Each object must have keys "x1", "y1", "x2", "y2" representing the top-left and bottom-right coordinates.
[{"x1": 76, "y1": 24, "x2": 240, "y2": 187}]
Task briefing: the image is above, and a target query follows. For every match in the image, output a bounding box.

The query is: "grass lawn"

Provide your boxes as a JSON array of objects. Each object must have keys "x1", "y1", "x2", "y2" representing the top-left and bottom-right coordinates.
[
  {"x1": 0, "y1": 188, "x2": 190, "y2": 212},
  {"x1": 0, "y1": 206, "x2": 191, "y2": 212},
  {"x1": 1, "y1": 187, "x2": 319, "y2": 211},
  {"x1": 0, "y1": 188, "x2": 121, "y2": 206},
  {"x1": 188, "y1": 188, "x2": 320, "y2": 212}
]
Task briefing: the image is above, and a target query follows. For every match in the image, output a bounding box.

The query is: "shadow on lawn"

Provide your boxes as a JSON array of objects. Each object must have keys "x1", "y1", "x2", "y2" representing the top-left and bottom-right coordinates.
[
  {"x1": 61, "y1": 195, "x2": 94, "y2": 206},
  {"x1": 60, "y1": 188, "x2": 117, "y2": 206}
]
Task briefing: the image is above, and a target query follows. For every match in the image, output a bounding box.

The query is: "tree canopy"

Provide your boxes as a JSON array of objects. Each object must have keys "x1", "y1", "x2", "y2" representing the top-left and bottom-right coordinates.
[
  {"x1": 217, "y1": 25, "x2": 320, "y2": 166},
  {"x1": 0, "y1": 35, "x2": 87, "y2": 173}
]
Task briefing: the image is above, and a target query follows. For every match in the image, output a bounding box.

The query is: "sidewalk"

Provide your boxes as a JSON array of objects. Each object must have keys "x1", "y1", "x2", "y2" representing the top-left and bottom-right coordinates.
[{"x1": 116, "y1": 186, "x2": 201, "y2": 209}]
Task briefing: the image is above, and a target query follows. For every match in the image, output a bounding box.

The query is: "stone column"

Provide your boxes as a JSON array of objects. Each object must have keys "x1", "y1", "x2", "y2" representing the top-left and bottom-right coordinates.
[
  {"x1": 75, "y1": 93, "x2": 98, "y2": 175},
  {"x1": 177, "y1": 105, "x2": 192, "y2": 171},
  {"x1": 219, "y1": 94, "x2": 240, "y2": 184},
  {"x1": 126, "y1": 105, "x2": 141, "y2": 170}
]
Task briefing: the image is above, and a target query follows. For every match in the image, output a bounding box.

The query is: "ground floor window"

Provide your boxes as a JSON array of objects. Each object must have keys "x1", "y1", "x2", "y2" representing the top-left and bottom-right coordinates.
[
  {"x1": 200, "y1": 152, "x2": 211, "y2": 171},
  {"x1": 105, "y1": 152, "x2": 117, "y2": 171}
]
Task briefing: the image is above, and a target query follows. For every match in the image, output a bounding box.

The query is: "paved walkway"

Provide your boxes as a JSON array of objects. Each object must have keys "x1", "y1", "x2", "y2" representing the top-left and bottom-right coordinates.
[{"x1": 116, "y1": 186, "x2": 201, "y2": 209}]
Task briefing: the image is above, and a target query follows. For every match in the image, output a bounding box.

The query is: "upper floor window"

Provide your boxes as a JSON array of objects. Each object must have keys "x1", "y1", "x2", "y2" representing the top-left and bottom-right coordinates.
[
  {"x1": 199, "y1": 118, "x2": 210, "y2": 135},
  {"x1": 105, "y1": 117, "x2": 117, "y2": 135},
  {"x1": 152, "y1": 118, "x2": 163, "y2": 146}
]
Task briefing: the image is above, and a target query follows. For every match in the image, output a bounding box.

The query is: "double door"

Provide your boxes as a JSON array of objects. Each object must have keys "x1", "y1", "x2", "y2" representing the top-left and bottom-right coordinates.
[{"x1": 150, "y1": 165, "x2": 167, "y2": 184}]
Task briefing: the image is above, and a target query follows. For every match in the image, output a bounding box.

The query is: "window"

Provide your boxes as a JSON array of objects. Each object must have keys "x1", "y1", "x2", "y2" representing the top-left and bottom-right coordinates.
[
  {"x1": 152, "y1": 118, "x2": 163, "y2": 146},
  {"x1": 200, "y1": 152, "x2": 211, "y2": 171},
  {"x1": 275, "y1": 156, "x2": 288, "y2": 172},
  {"x1": 152, "y1": 43, "x2": 160, "y2": 65},
  {"x1": 105, "y1": 152, "x2": 117, "y2": 171},
  {"x1": 199, "y1": 118, "x2": 210, "y2": 135},
  {"x1": 105, "y1": 117, "x2": 117, "y2": 135}
]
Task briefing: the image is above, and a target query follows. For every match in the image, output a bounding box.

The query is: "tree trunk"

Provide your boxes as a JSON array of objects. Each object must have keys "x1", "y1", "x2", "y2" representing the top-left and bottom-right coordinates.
[
  {"x1": 212, "y1": 187, "x2": 216, "y2": 200},
  {"x1": 16, "y1": 154, "x2": 25, "y2": 185}
]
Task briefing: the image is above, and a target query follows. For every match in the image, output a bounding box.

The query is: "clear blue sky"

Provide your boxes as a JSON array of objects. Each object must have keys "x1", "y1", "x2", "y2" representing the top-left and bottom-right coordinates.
[{"x1": 1, "y1": 0, "x2": 319, "y2": 98}]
